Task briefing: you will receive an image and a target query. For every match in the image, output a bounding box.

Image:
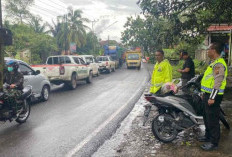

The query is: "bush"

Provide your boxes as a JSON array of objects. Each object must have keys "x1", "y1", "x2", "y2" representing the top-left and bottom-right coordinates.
[{"x1": 172, "y1": 59, "x2": 207, "y2": 79}]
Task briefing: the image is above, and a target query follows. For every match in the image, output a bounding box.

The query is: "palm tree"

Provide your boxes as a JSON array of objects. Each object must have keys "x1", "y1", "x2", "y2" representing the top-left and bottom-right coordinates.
[
  {"x1": 66, "y1": 7, "x2": 90, "y2": 47},
  {"x1": 46, "y1": 18, "x2": 63, "y2": 37},
  {"x1": 29, "y1": 15, "x2": 46, "y2": 33},
  {"x1": 56, "y1": 7, "x2": 90, "y2": 53}
]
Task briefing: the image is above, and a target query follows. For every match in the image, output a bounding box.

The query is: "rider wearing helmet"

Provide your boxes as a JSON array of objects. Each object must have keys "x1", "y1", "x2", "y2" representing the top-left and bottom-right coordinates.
[
  {"x1": 4, "y1": 60, "x2": 24, "y2": 90},
  {"x1": 4, "y1": 60, "x2": 24, "y2": 116}
]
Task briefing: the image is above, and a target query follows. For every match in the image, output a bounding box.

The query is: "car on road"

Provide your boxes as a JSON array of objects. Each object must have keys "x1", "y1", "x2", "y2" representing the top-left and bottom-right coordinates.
[
  {"x1": 79, "y1": 55, "x2": 100, "y2": 76},
  {"x1": 4, "y1": 58, "x2": 51, "y2": 101},
  {"x1": 31, "y1": 55, "x2": 93, "y2": 90},
  {"x1": 96, "y1": 56, "x2": 116, "y2": 73}
]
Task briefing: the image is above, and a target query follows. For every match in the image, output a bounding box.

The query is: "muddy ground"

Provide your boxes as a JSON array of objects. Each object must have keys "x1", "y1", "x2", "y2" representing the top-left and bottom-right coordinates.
[{"x1": 94, "y1": 85, "x2": 232, "y2": 157}]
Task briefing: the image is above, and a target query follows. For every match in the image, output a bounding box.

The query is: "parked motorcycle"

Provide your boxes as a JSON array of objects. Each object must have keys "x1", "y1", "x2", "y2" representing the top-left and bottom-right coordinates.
[
  {"x1": 144, "y1": 75, "x2": 230, "y2": 143},
  {"x1": 0, "y1": 84, "x2": 32, "y2": 124}
]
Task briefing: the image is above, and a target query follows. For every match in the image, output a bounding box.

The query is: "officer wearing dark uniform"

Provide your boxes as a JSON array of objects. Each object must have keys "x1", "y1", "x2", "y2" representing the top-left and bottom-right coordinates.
[
  {"x1": 4, "y1": 60, "x2": 24, "y2": 114},
  {"x1": 199, "y1": 42, "x2": 227, "y2": 151}
]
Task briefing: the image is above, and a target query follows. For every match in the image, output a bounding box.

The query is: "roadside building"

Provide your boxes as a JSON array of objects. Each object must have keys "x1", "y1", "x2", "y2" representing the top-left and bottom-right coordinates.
[{"x1": 196, "y1": 24, "x2": 232, "y2": 66}]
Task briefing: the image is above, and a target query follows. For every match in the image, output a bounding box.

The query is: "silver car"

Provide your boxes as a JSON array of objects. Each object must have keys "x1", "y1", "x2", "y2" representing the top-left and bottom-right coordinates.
[{"x1": 4, "y1": 58, "x2": 51, "y2": 101}]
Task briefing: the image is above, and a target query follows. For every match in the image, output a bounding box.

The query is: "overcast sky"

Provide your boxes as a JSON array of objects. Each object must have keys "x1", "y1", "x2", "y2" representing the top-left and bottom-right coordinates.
[{"x1": 3, "y1": 0, "x2": 141, "y2": 42}]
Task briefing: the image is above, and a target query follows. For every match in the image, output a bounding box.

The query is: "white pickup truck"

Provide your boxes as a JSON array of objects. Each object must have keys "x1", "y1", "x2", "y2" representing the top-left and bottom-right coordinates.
[
  {"x1": 96, "y1": 56, "x2": 116, "y2": 73},
  {"x1": 31, "y1": 55, "x2": 93, "y2": 89}
]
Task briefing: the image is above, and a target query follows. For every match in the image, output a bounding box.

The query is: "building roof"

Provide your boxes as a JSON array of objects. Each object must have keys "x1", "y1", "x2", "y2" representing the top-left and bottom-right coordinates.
[{"x1": 207, "y1": 25, "x2": 232, "y2": 32}]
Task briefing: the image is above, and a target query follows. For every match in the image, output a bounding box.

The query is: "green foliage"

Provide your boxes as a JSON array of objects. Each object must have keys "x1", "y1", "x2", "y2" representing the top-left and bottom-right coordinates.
[
  {"x1": 5, "y1": 0, "x2": 34, "y2": 23},
  {"x1": 163, "y1": 49, "x2": 179, "y2": 60},
  {"x1": 194, "y1": 59, "x2": 208, "y2": 75},
  {"x1": 121, "y1": 16, "x2": 180, "y2": 54},
  {"x1": 76, "y1": 32, "x2": 101, "y2": 56},
  {"x1": 172, "y1": 59, "x2": 207, "y2": 79},
  {"x1": 123, "y1": 0, "x2": 232, "y2": 57},
  {"x1": 172, "y1": 60, "x2": 183, "y2": 79},
  {"x1": 138, "y1": 0, "x2": 232, "y2": 39},
  {"x1": 28, "y1": 15, "x2": 47, "y2": 33},
  {"x1": 30, "y1": 34, "x2": 58, "y2": 63},
  {"x1": 56, "y1": 7, "x2": 89, "y2": 52},
  {"x1": 5, "y1": 24, "x2": 35, "y2": 56},
  {"x1": 4, "y1": 24, "x2": 57, "y2": 64}
]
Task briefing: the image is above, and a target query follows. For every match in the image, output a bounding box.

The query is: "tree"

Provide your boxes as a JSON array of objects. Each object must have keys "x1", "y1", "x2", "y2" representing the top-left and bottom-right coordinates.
[
  {"x1": 28, "y1": 15, "x2": 46, "y2": 33},
  {"x1": 30, "y1": 34, "x2": 58, "y2": 63},
  {"x1": 4, "y1": 23, "x2": 57, "y2": 63},
  {"x1": 47, "y1": 19, "x2": 62, "y2": 37},
  {"x1": 121, "y1": 15, "x2": 180, "y2": 54},
  {"x1": 137, "y1": 0, "x2": 232, "y2": 37},
  {"x1": 56, "y1": 7, "x2": 89, "y2": 52},
  {"x1": 5, "y1": 0, "x2": 34, "y2": 24},
  {"x1": 77, "y1": 31, "x2": 100, "y2": 55}
]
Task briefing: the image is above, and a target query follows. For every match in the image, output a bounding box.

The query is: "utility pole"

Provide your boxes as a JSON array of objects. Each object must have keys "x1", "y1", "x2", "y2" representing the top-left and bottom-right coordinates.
[
  {"x1": 0, "y1": 0, "x2": 4, "y2": 92},
  {"x1": 91, "y1": 19, "x2": 98, "y2": 54},
  {"x1": 0, "y1": 0, "x2": 12, "y2": 91}
]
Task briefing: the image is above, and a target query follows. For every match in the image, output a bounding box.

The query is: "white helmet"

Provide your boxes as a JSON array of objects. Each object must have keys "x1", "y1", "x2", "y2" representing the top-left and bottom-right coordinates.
[{"x1": 161, "y1": 82, "x2": 178, "y2": 95}]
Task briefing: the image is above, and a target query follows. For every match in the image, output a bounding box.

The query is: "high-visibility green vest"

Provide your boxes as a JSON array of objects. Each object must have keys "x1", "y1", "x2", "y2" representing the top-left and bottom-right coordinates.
[
  {"x1": 150, "y1": 59, "x2": 172, "y2": 94},
  {"x1": 201, "y1": 58, "x2": 227, "y2": 95}
]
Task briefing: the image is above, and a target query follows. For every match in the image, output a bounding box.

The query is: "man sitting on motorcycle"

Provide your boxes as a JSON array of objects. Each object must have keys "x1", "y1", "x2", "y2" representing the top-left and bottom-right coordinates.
[{"x1": 4, "y1": 60, "x2": 24, "y2": 116}]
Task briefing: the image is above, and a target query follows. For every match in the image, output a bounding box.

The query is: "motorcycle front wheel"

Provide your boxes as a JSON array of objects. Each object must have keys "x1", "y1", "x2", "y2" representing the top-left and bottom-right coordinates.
[
  {"x1": 151, "y1": 114, "x2": 178, "y2": 143},
  {"x1": 16, "y1": 100, "x2": 31, "y2": 124}
]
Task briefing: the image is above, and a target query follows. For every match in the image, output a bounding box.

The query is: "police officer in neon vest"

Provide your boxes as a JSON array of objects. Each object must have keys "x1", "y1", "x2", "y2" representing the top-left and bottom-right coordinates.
[
  {"x1": 199, "y1": 42, "x2": 228, "y2": 151},
  {"x1": 150, "y1": 50, "x2": 172, "y2": 94}
]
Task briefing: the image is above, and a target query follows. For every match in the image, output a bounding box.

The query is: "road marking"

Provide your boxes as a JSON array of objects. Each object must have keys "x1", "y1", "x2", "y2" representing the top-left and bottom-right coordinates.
[{"x1": 66, "y1": 76, "x2": 148, "y2": 157}]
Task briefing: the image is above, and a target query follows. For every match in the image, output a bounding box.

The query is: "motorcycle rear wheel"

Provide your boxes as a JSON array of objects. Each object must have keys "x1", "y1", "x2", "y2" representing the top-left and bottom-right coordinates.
[
  {"x1": 151, "y1": 114, "x2": 178, "y2": 143},
  {"x1": 16, "y1": 100, "x2": 31, "y2": 124}
]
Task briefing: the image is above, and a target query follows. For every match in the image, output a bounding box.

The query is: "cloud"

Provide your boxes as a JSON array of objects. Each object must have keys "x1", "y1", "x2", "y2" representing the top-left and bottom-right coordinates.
[
  {"x1": 94, "y1": 19, "x2": 111, "y2": 34},
  {"x1": 30, "y1": 0, "x2": 141, "y2": 42}
]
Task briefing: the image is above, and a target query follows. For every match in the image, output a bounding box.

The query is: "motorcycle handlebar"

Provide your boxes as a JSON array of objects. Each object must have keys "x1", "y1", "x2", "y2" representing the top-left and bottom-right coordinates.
[{"x1": 3, "y1": 84, "x2": 18, "y2": 89}]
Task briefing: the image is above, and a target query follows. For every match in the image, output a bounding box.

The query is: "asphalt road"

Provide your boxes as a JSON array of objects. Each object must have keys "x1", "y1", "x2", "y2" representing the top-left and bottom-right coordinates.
[{"x1": 0, "y1": 64, "x2": 150, "y2": 157}]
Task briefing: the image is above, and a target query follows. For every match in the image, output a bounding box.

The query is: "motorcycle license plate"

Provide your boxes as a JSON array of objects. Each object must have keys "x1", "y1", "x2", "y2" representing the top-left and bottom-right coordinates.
[{"x1": 158, "y1": 115, "x2": 164, "y2": 122}]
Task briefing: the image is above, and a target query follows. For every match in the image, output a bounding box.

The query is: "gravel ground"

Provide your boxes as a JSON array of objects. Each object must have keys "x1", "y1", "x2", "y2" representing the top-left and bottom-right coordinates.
[
  {"x1": 93, "y1": 64, "x2": 232, "y2": 157},
  {"x1": 94, "y1": 87, "x2": 232, "y2": 157}
]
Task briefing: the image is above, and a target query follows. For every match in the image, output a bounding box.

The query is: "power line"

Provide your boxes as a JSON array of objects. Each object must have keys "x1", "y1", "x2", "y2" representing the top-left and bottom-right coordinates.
[
  {"x1": 30, "y1": 8, "x2": 55, "y2": 19},
  {"x1": 96, "y1": 21, "x2": 118, "y2": 34},
  {"x1": 46, "y1": 0, "x2": 67, "y2": 10},
  {"x1": 37, "y1": 0, "x2": 66, "y2": 12},
  {"x1": 30, "y1": 6, "x2": 59, "y2": 17},
  {"x1": 56, "y1": 0, "x2": 67, "y2": 6},
  {"x1": 32, "y1": 5, "x2": 63, "y2": 16}
]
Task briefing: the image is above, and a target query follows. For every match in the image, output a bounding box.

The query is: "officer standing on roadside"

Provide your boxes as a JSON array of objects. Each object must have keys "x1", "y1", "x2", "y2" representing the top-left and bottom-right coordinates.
[
  {"x1": 150, "y1": 50, "x2": 172, "y2": 94},
  {"x1": 199, "y1": 42, "x2": 227, "y2": 151}
]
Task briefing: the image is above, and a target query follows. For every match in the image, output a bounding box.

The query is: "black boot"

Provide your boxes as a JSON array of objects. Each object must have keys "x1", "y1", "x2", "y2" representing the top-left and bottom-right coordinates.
[{"x1": 201, "y1": 142, "x2": 218, "y2": 151}]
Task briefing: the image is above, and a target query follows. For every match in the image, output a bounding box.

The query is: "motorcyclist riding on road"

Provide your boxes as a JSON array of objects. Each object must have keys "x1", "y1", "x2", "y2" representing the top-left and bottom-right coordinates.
[{"x1": 4, "y1": 60, "x2": 24, "y2": 116}]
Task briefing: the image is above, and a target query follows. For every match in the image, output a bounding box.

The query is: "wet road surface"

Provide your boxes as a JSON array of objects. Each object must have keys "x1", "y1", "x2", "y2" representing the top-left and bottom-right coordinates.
[{"x1": 0, "y1": 64, "x2": 149, "y2": 157}]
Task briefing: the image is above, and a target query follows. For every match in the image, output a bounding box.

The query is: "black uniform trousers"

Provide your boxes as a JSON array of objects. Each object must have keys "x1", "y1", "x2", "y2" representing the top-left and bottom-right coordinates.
[{"x1": 203, "y1": 93, "x2": 223, "y2": 146}]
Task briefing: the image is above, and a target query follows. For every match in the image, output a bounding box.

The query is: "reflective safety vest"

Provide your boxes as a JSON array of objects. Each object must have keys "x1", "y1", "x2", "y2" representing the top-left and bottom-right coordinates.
[
  {"x1": 201, "y1": 58, "x2": 227, "y2": 95},
  {"x1": 150, "y1": 59, "x2": 172, "y2": 94}
]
